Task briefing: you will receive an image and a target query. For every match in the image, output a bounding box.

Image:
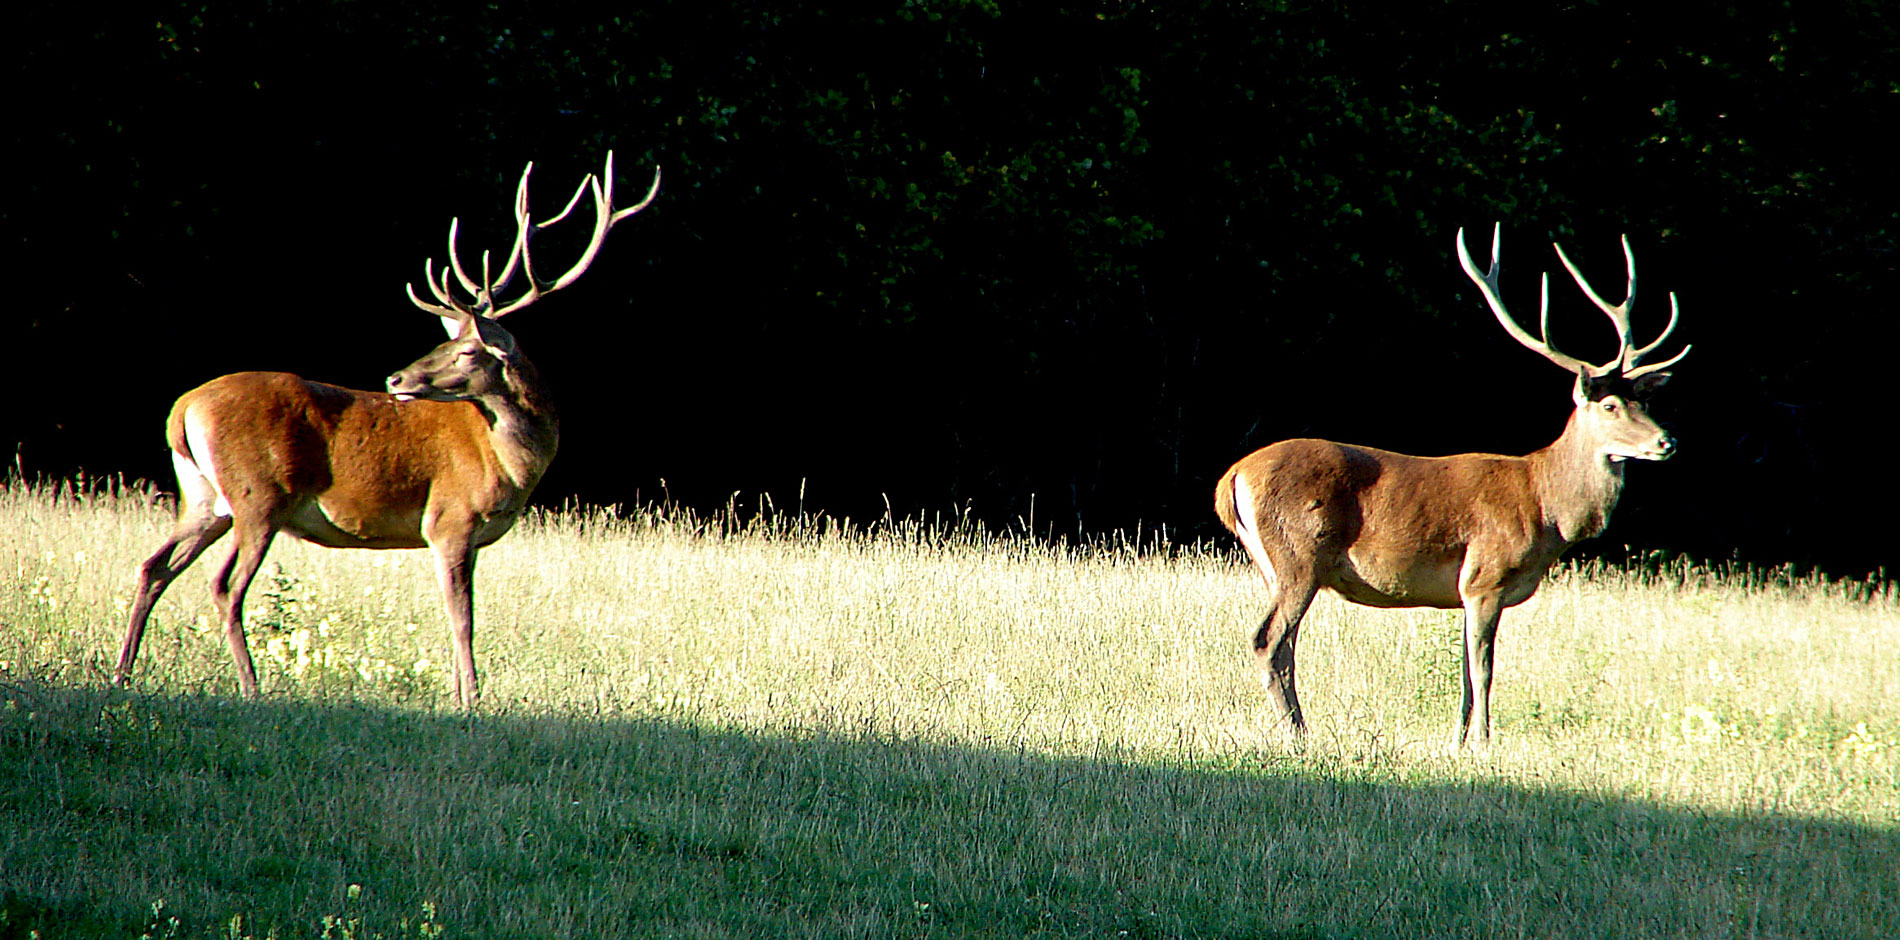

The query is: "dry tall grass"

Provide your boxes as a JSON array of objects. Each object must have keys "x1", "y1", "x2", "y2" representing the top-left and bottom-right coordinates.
[{"x1": 3, "y1": 479, "x2": 1895, "y2": 937}]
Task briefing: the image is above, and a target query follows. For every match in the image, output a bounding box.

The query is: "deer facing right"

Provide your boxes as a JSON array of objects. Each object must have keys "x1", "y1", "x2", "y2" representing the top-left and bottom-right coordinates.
[{"x1": 1215, "y1": 223, "x2": 1690, "y2": 748}]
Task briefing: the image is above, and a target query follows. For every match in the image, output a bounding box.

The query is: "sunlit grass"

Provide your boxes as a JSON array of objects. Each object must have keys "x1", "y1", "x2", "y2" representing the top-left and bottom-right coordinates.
[{"x1": 2, "y1": 478, "x2": 1895, "y2": 937}]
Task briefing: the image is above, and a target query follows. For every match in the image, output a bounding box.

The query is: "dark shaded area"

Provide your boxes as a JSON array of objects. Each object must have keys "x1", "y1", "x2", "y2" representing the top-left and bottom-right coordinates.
[
  {"x1": 2, "y1": 680, "x2": 1895, "y2": 937},
  {"x1": 10, "y1": 2, "x2": 1897, "y2": 576}
]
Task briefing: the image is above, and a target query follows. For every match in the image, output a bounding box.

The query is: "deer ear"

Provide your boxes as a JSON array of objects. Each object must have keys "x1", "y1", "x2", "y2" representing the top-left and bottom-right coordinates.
[
  {"x1": 1571, "y1": 372, "x2": 1596, "y2": 407},
  {"x1": 441, "y1": 312, "x2": 473, "y2": 340},
  {"x1": 470, "y1": 315, "x2": 518, "y2": 359},
  {"x1": 1631, "y1": 370, "x2": 1673, "y2": 397}
]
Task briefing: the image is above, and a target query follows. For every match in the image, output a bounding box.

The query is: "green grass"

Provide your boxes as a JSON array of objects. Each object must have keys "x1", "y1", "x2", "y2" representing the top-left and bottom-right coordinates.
[{"x1": 2, "y1": 479, "x2": 1896, "y2": 938}]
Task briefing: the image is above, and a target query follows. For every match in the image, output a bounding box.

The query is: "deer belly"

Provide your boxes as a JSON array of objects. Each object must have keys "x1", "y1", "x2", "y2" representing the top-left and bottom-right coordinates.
[
  {"x1": 1330, "y1": 552, "x2": 1464, "y2": 609},
  {"x1": 470, "y1": 514, "x2": 521, "y2": 548},
  {"x1": 282, "y1": 499, "x2": 427, "y2": 549}
]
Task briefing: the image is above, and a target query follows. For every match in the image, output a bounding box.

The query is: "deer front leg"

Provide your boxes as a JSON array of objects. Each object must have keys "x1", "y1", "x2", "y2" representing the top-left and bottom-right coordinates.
[
  {"x1": 427, "y1": 534, "x2": 481, "y2": 708},
  {"x1": 1457, "y1": 593, "x2": 1505, "y2": 749}
]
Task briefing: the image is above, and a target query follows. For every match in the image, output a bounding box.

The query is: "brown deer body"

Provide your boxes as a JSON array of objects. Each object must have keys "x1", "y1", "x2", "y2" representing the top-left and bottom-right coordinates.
[
  {"x1": 1215, "y1": 224, "x2": 1688, "y2": 747},
  {"x1": 115, "y1": 153, "x2": 658, "y2": 706}
]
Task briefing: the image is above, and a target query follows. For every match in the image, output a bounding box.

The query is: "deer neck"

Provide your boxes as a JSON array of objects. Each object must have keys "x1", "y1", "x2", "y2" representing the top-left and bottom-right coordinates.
[
  {"x1": 471, "y1": 357, "x2": 560, "y2": 492},
  {"x1": 1528, "y1": 409, "x2": 1626, "y2": 545}
]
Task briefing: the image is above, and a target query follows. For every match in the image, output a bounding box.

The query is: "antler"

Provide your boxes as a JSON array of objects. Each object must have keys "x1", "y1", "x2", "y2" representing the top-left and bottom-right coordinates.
[
  {"x1": 1456, "y1": 223, "x2": 1690, "y2": 379},
  {"x1": 1551, "y1": 234, "x2": 1691, "y2": 379},
  {"x1": 1457, "y1": 223, "x2": 1594, "y2": 375},
  {"x1": 406, "y1": 151, "x2": 663, "y2": 320}
]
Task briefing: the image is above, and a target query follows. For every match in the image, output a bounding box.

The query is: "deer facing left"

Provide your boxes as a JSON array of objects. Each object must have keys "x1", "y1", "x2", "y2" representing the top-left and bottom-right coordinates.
[{"x1": 115, "y1": 152, "x2": 660, "y2": 707}]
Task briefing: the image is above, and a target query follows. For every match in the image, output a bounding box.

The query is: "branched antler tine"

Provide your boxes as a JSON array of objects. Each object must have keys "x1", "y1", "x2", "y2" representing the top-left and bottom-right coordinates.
[
  {"x1": 541, "y1": 175, "x2": 612, "y2": 294},
  {"x1": 485, "y1": 205, "x2": 533, "y2": 301},
  {"x1": 490, "y1": 169, "x2": 594, "y2": 313},
  {"x1": 438, "y1": 265, "x2": 470, "y2": 314},
  {"x1": 485, "y1": 163, "x2": 538, "y2": 300},
  {"x1": 1456, "y1": 224, "x2": 1590, "y2": 374},
  {"x1": 1552, "y1": 237, "x2": 1635, "y2": 322},
  {"x1": 1627, "y1": 290, "x2": 1682, "y2": 364},
  {"x1": 405, "y1": 256, "x2": 471, "y2": 319},
  {"x1": 475, "y1": 249, "x2": 497, "y2": 316},
  {"x1": 1626, "y1": 343, "x2": 1692, "y2": 379},
  {"x1": 444, "y1": 217, "x2": 483, "y2": 297},
  {"x1": 612, "y1": 165, "x2": 663, "y2": 224},
  {"x1": 1553, "y1": 236, "x2": 1637, "y2": 369},
  {"x1": 486, "y1": 151, "x2": 660, "y2": 318},
  {"x1": 421, "y1": 259, "x2": 448, "y2": 306},
  {"x1": 490, "y1": 232, "x2": 545, "y2": 318},
  {"x1": 489, "y1": 171, "x2": 597, "y2": 314},
  {"x1": 1539, "y1": 271, "x2": 1553, "y2": 347},
  {"x1": 533, "y1": 171, "x2": 596, "y2": 232},
  {"x1": 594, "y1": 151, "x2": 652, "y2": 221},
  {"x1": 405, "y1": 281, "x2": 462, "y2": 318},
  {"x1": 492, "y1": 275, "x2": 543, "y2": 319},
  {"x1": 422, "y1": 258, "x2": 466, "y2": 310},
  {"x1": 1625, "y1": 292, "x2": 1692, "y2": 377},
  {"x1": 1619, "y1": 232, "x2": 1638, "y2": 302}
]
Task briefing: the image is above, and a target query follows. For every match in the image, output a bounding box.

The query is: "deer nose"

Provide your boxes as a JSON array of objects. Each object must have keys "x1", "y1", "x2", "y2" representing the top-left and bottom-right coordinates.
[{"x1": 1655, "y1": 435, "x2": 1677, "y2": 457}]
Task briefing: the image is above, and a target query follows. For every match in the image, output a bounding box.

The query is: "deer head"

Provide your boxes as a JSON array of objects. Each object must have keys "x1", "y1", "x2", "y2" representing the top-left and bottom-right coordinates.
[
  {"x1": 1457, "y1": 223, "x2": 1691, "y2": 463},
  {"x1": 388, "y1": 152, "x2": 661, "y2": 404}
]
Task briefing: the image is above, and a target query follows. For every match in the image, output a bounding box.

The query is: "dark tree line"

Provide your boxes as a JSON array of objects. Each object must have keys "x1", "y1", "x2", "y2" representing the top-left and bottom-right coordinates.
[{"x1": 10, "y1": 1, "x2": 1897, "y2": 576}]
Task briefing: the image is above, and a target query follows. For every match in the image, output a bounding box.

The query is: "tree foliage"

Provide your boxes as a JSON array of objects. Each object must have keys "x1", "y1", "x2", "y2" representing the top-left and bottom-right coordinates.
[{"x1": 11, "y1": 1, "x2": 1897, "y2": 573}]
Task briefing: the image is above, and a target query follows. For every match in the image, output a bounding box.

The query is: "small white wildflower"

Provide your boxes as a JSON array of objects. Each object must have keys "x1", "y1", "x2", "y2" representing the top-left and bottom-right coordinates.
[
  {"x1": 288, "y1": 628, "x2": 312, "y2": 678},
  {"x1": 1681, "y1": 704, "x2": 1723, "y2": 745},
  {"x1": 1841, "y1": 722, "x2": 1887, "y2": 759}
]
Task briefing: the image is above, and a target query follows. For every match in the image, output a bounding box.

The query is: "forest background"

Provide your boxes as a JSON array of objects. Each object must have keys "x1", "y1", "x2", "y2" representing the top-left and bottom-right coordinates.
[{"x1": 9, "y1": 0, "x2": 1896, "y2": 578}]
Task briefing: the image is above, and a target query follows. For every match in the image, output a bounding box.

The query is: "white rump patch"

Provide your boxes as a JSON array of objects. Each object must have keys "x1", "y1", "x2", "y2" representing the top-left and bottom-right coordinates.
[
  {"x1": 181, "y1": 406, "x2": 233, "y2": 518},
  {"x1": 1231, "y1": 474, "x2": 1278, "y2": 594}
]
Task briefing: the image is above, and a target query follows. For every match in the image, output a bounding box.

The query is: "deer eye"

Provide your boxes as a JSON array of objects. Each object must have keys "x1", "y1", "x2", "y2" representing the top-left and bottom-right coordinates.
[{"x1": 1600, "y1": 399, "x2": 1620, "y2": 414}]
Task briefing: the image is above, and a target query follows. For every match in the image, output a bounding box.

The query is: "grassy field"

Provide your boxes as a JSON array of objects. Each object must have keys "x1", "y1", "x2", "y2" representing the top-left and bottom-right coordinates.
[{"x1": 2, "y1": 479, "x2": 1896, "y2": 938}]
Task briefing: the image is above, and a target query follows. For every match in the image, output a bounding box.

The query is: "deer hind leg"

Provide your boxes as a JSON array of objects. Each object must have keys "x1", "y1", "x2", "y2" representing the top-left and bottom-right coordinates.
[
  {"x1": 117, "y1": 507, "x2": 233, "y2": 686},
  {"x1": 1254, "y1": 569, "x2": 1320, "y2": 737},
  {"x1": 208, "y1": 519, "x2": 280, "y2": 698},
  {"x1": 1457, "y1": 592, "x2": 1505, "y2": 749},
  {"x1": 117, "y1": 447, "x2": 237, "y2": 686},
  {"x1": 1229, "y1": 473, "x2": 1321, "y2": 736}
]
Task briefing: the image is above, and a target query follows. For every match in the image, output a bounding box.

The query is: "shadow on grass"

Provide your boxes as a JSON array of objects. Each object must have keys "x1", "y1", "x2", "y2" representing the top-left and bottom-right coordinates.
[{"x1": 2, "y1": 680, "x2": 1894, "y2": 939}]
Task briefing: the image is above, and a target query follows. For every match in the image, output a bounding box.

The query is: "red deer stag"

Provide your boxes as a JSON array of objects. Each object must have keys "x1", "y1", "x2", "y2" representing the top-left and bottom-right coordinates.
[
  {"x1": 1214, "y1": 223, "x2": 1689, "y2": 747},
  {"x1": 115, "y1": 152, "x2": 660, "y2": 707}
]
